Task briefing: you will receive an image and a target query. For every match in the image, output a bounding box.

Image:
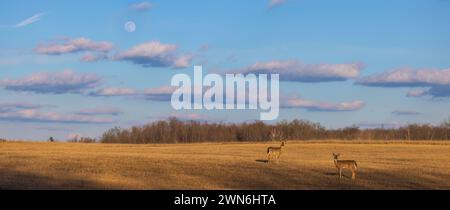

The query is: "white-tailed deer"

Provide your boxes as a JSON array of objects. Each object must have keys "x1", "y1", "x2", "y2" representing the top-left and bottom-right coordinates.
[
  {"x1": 267, "y1": 141, "x2": 285, "y2": 163},
  {"x1": 332, "y1": 153, "x2": 357, "y2": 179}
]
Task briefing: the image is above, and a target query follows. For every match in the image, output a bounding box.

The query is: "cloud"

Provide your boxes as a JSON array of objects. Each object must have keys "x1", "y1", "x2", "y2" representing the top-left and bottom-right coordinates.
[
  {"x1": 406, "y1": 89, "x2": 428, "y2": 97},
  {"x1": 0, "y1": 102, "x2": 44, "y2": 112},
  {"x1": 268, "y1": 0, "x2": 286, "y2": 9},
  {"x1": 88, "y1": 85, "x2": 203, "y2": 102},
  {"x1": 0, "y1": 102, "x2": 53, "y2": 112},
  {"x1": 130, "y1": 2, "x2": 152, "y2": 12},
  {"x1": 356, "y1": 67, "x2": 450, "y2": 97},
  {"x1": 428, "y1": 85, "x2": 450, "y2": 97},
  {"x1": 90, "y1": 84, "x2": 364, "y2": 113},
  {"x1": 35, "y1": 126, "x2": 74, "y2": 132},
  {"x1": 142, "y1": 86, "x2": 177, "y2": 101},
  {"x1": 35, "y1": 37, "x2": 113, "y2": 55},
  {"x1": 356, "y1": 68, "x2": 450, "y2": 87},
  {"x1": 173, "y1": 54, "x2": 194, "y2": 69},
  {"x1": 234, "y1": 60, "x2": 363, "y2": 83},
  {"x1": 1, "y1": 70, "x2": 101, "y2": 94},
  {"x1": 74, "y1": 107, "x2": 123, "y2": 116},
  {"x1": 0, "y1": 102, "x2": 110, "y2": 124},
  {"x1": 80, "y1": 53, "x2": 108, "y2": 62},
  {"x1": 88, "y1": 85, "x2": 181, "y2": 101},
  {"x1": 14, "y1": 12, "x2": 45, "y2": 28},
  {"x1": 89, "y1": 87, "x2": 138, "y2": 97},
  {"x1": 114, "y1": 41, "x2": 192, "y2": 68},
  {"x1": 392, "y1": 110, "x2": 421, "y2": 115},
  {"x1": 0, "y1": 109, "x2": 114, "y2": 124},
  {"x1": 281, "y1": 97, "x2": 365, "y2": 112}
]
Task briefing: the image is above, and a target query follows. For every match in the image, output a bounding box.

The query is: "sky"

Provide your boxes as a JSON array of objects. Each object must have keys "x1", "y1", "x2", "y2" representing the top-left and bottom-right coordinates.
[{"x1": 1, "y1": 0, "x2": 450, "y2": 140}]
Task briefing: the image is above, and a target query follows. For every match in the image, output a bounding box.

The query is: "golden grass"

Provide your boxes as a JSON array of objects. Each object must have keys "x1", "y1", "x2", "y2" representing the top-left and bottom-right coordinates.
[{"x1": 1, "y1": 141, "x2": 450, "y2": 189}]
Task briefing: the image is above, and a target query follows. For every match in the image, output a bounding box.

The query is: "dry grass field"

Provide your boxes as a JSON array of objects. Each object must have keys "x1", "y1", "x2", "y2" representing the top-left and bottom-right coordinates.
[{"x1": 1, "y1": 140, "x2": 450, "y2": 189}]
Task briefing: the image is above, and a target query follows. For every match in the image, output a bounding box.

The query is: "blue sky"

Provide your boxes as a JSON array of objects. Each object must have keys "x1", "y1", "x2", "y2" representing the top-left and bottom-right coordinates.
[{"x1": 1, "y1": 0, "x2": 450, "y2": 140}]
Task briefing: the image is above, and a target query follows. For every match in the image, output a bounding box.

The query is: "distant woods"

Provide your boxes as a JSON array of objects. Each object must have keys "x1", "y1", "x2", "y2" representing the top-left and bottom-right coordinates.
[{"x1": 99, "y1": 117, "x2": 450, "y2": 144}]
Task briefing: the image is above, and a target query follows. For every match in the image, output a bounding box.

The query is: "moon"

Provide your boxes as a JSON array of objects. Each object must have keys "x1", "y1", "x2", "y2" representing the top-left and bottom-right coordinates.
[{"x1": 124, "y1": 21, "x2": 136, "y2": 33}]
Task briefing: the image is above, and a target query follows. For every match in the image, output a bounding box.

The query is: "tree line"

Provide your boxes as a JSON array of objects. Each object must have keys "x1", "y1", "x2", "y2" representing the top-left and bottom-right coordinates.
[{"x1": 98, "y1": 117, "x2": 450, "y2": 144}]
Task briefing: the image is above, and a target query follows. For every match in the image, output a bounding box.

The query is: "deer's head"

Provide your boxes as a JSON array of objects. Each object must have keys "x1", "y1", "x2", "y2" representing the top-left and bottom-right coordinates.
[{"x1": 332, "y1": 153, "x2": 340, "y2": 160}]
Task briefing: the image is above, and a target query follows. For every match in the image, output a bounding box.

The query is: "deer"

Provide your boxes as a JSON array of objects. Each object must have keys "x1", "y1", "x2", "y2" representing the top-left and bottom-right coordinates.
[
  {"x1": 267, "y1": 129, "x2": 285, "y2": 163},
  {"x1": 267, "y1": 141, "x2": 285, "y2": 163},
  {"x1": 332, "y1": 153, "x2": 357, "y2": 179}
]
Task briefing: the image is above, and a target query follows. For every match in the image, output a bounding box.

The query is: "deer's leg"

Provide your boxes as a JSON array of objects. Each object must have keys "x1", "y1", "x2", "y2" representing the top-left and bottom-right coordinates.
[{"x1": 339, "y1": 169, "x2": 342, "y2": 178}]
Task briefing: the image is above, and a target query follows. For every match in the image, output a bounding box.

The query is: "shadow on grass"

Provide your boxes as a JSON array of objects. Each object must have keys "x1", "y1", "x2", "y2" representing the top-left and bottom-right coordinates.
[
  {"x1": 324, "y1": 171, "x2": 353, "y2": 179},
  {"x1": 0, "y1": 168, "x2": 117, "y2": 190},
  {"x1": 255, "y1": 159, "x2": 269, "y2": 163},
  {"x1": 324, "y1": 172, "x2": 337, "y2": 176}
]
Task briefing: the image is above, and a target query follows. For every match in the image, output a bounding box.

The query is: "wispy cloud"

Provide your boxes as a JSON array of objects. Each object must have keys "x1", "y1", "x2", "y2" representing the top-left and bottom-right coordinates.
[
  {"x1": 356, "y1": 67, "x2": 450, "y2": 97},
  {"x1": 1, "y1": 70, "x2": 101, "y2": 94},
  {"x1": 0, "y1": 109, "x2": 115, "y2": 124},
  {"x1": 0, "y1": 101, "x2": 113, "y2": 124},
  {"x1": 406, "y1": 89, "x2": 428, "y2": 98},
  {"x1": 89, "y1": 87, "x2": 139, "y2": 97},
  {"x1": 88, "y1": 85, "x2": 365, "y2": 113},
  {"x1": 268, "y1": 0, "x2": 286, "y2": 10},
  {"x1": 74, "y1": 107, "x2": 123, "y2": 116},
  {"x1": 0, "y1": 102, "x2": 54, "y2": 112},
  {"x1": 13, "y1": 12, "x2": 45, "y2": 28},
  {"x1": 35, "y1": 37, "x2": 113, "y2": 55},
  {"x1": 173, "y1": 54, "x2": 194, "y2": 69},
  {"x1": 88, "y1": 85, "x2": 175, "y2": 101},
  {"x1": 142, "y1": 86, "x2": 177, "y2": 101},
  {"x1": 232, "y1": 60, "x2": 364, "y2": 83},
  {"x1": 428, "y1": 85, "x2": 450, "y2": 97},
  {"x1": 130, "y1": 2, "x2": 152, "y2": 12},
  {"x1": 281, "y1": 97, "x2": 365, "y2": 112},
  {"x1": 356, "y1": 67, "x2": 450, "y2": 87},
  {"x1": 80, "y1": 53, "x2": 109, "y2": 62},
  {"x1": 88, "y1": 85, "x2": 205, "y2": 104},
  {"x1": 114, "y1": 40, "x2": 192, "y2": 69}
]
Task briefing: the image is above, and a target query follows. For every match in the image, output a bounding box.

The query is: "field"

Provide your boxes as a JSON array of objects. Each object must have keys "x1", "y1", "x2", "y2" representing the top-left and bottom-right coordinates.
[{"x1": 1, "y1": 141, "x2": 450, "y2": 189}]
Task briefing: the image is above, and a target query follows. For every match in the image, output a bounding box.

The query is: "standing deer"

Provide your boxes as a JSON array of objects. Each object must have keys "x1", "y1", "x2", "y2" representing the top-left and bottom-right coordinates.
[
  {"x1": 267, "y1": 141, "x2": 285, "y2": 163},
  {"x1": 332, "y1": 153, "x2": 357, "y2": 179}
]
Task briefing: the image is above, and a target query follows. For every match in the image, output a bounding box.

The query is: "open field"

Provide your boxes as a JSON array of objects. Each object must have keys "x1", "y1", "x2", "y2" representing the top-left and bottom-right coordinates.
[{"x1": 1, "y1": 141, "x2": 450, "y2": 189}]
